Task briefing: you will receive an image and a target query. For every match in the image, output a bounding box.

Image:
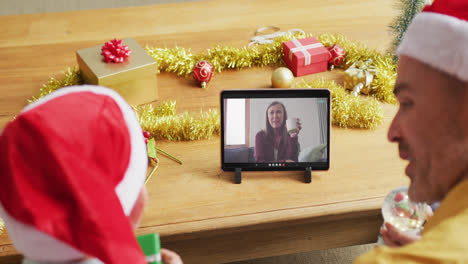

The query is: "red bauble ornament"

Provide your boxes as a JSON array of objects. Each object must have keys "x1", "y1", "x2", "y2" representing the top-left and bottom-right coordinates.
[
  {"x1": 327, "y1": 44, "x2": 345, "y2": 69},
  {"x1": 192, "y1": 61, "x2": 214, "y2": 88},
  {"x1": 101, "y1": 39, "x2": 131, "y2": 63},
  {"x1": 143, "y1": 131, "x2": 151, "y2": 139}
]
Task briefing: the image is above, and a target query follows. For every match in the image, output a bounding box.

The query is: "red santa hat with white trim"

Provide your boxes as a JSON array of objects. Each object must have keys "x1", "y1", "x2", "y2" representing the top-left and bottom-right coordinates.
[
  {"x1": 397, "y1": 0, "x2": 468, "y2": 82},
  {"x1": 0, "y1": 85, "x2": 148, "y2": 263}
]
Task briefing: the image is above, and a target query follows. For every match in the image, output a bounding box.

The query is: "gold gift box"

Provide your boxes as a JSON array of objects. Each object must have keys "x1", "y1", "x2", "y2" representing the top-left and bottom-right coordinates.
[
  {"x1": 344, "y1": 68, "x2": 372, "y2": 95},
  {"x1": 76, "y1": 38, "x2": 158, "y2": 105},
  {"x1": 343, "y1": 60, "x2": 376, "y2": 96}
]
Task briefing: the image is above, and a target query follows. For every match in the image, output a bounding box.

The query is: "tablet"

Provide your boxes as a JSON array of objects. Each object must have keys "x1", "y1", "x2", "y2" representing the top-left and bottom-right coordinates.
[{"x1": 221, "y1": 89, "x2": 330, "y2": 173}]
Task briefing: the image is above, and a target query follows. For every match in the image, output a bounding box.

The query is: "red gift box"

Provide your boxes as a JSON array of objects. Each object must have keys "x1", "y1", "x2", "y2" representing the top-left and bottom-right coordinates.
[{"x1": 283, "y1": 37, "x2": 330, "y2": 77}]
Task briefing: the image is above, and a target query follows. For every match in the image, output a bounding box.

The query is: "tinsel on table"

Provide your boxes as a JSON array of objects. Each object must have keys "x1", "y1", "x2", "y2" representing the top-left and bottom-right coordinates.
[
  {"x1": 0, "y1": 218, "x2": 4, "y2": 235},
  {"x1": 146, "y1": 32, "x2": 397, "y2": 104},
  {"x1": 317, "y1": 34, "x2": 397, "y2": 104},
  {"x1": 297, "y1": 78, "x2": 384, "y2": 129},
  {"x1": 135, "y1": 101, "x2": 221, "y2": 141},
  {"x1": 29, "y1": 67, "x2": 83, "y2": 103},
  {"x1": 30, "y1": 32, "x2": 396, "y2": 131}
]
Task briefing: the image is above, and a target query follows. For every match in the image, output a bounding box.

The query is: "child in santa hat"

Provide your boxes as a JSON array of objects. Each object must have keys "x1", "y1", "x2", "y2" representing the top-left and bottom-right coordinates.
[{"x1": 0, "y1": 85, "x2": 182, "y2": 264}]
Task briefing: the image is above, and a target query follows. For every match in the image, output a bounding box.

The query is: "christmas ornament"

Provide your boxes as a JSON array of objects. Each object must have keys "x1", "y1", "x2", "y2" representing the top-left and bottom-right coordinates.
[
  {"x1": 143, "y1": 131, "x2": 151, "y2": 142},
  {"x1": 271, "y1": 67, "x2": 294, "y2": 88},
  {"x1": 344, "y1": 59, "x2": 378, "y2": 96},
  {"x1": 101, "y1": 39, "x2": 132, "y2": 63},
  {"x1": 192, "y1": 61, "x2": 214, "y2": 88},
  {"x1": 327, "y1": 44, "x2": 345, "y2": 70},
  {"x1": 382, "y1": 187, "x2": 428, "y2": 233}
]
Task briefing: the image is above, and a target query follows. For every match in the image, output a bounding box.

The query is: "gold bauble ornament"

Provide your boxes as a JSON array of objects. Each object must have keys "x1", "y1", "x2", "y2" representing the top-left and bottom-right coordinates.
[{"x1": 271, "y1": 67, "x2": 294, "y2": 88}]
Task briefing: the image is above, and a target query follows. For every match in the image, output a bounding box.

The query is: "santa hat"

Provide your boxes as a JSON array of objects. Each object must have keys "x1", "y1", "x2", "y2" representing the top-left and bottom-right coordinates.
[
  {"x1": 397, "y1": 0, "x2": 468, "y2": 82},
  {"x1": 0, "y1": 85, "x2": 148, "y2": 263}
]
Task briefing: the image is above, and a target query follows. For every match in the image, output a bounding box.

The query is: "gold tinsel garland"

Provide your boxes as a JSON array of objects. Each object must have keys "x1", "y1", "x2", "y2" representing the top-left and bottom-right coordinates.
[
  {"x1": 30, "y1": 32, "x2": 396, "y2": 132},
  {"x1": 316, "y1": 34, "x2": 397, "y2": 104},
  {"x1": 146, "y1": 32, "x2": 397, "y2": 104},
  {"x1": 28, "y1": 69, "x2": 221, "y2": 141},
  {"x1": 30, "y1": 67, "x2": 84, "y2": 103},
  {"x1": 135, "y1": 101, "x2": 221, "y2": 141},
  {"x1": 297, "y1": 79, "x2": 383, "y2": 129}
]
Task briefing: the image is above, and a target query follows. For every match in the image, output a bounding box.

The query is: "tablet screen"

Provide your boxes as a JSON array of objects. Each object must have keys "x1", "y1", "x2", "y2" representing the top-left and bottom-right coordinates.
[{"x1": 221, "y1": 89, "x2": 330, "y2": 171}]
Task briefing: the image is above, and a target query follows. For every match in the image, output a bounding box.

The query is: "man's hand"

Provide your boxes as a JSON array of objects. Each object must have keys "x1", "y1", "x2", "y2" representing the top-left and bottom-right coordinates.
[
  {"x1": 161, "y1": 248, "x2": 183, "y2": 264},
  {"x1": 380, "y1": 222, "x2": 421, "y2": 247},
  {"x1": 380, "y1": 204, "x2": 433, "y2": 247}
]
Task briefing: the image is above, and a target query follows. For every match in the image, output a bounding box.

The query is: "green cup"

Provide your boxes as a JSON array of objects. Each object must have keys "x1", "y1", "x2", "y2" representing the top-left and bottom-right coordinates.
[{"x1": 137, "y1": 233, "x2": 162, "y2": 264}]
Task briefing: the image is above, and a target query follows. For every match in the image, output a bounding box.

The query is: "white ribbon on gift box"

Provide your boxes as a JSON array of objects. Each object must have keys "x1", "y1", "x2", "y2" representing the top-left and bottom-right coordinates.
[
  {"x1": 289, "y1": 39, "x2": 324, "y2": 66},
  {"x1": 249, "y1": 27, "x2": 305, "y2": 47}
]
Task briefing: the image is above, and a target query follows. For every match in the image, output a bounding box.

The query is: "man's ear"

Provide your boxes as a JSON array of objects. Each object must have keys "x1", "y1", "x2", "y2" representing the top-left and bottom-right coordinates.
[{"x1": 128, "y1": 185, "x2": 148, "y2": 230}]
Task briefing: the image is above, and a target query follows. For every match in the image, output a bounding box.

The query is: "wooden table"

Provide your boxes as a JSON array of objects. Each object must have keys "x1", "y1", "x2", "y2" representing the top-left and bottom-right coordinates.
[{"x1": 0, "y1": 0, "x2": 407, "y2": 263}]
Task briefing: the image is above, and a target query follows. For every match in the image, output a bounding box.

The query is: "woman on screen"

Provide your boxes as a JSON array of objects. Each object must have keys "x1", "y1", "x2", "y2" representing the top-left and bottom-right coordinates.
[{"x1": 255, "y1": 101, "x2": 301, "y2": 162}]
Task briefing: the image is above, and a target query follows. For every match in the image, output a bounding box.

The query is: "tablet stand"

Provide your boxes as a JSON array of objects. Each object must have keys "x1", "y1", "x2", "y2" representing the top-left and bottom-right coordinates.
[
  {"x1": 235, "y1": 168, "x2": 242, "y2": 184},
  {"x1": 305, "y1": 167, "x2": 312, "y2": 183},
  {"x1": 235, "y1": 167, "x2": 311, "y2": 184}
]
